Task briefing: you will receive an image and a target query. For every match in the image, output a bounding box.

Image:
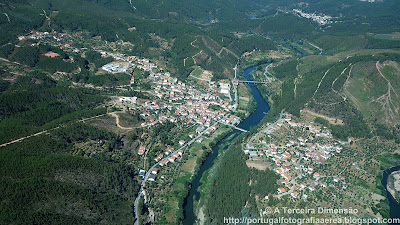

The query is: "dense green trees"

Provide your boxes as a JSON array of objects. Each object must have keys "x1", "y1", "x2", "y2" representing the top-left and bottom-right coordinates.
[
  {"x1": 84, "y1": 50, "x2": 113, "y2": 68},
  {"x1": 152, "y1": 121, "x2": 177, "y2": 146},
  {"x1": 206, "y1": 144, "x2": 251, "y2": 224},
  {"x1": 52, "y1": 122, "x2": 120, "y2": 148},
  {"x1": 3, "y1": 44, "x2": 78, "y2": 73},
  {"x1": 0, "y1": 73, "x2": 107, "y2": 144},
  {"x1": 0, "y1": 79, "x2": 10, "y2": 93},
  {"x1": 375, "y1": 124, "x2": 400, "y2": 144},
  {"x1": 83, "y1": 73, "x2": 130, "y2": 87},
  {"x1": 104, "y1": 163, "x2": 139, "y2": 198},
  {"x1": 236, "y1": 36, "x2": 277, "y2": 53},
  {"x1": 250, "y1": 168, "x2": 280, "y2": 197},
  {"x1": 35, "y1": 56, "x2": 77, "y2": 73},
  {"x1": 0, "y1": 131, "x2": 138, "y2": 224},
  {"x1": 366, "y1": 36, "x2": 400, "y2": 49},
  {"x1": 0, "y1": 43, "x2": 14, "y2": 58},
  {"x1": 0, "y1": 4, "x2": 44, "y2": 45},
  {"x1": 0, "y1": 69, "x2": 137, "y2": 222},
  {"x1": 205, "y1": 140, "x2": 278, "y2": 224},
  {"x1": 11, "y1": 46, "x2": 40, "y2": 66}
]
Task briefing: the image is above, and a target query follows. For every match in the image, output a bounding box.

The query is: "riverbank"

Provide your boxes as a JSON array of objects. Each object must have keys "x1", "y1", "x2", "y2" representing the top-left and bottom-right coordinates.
[
  {"x1": 191, "y1": 134, "x2": 242, "y2": 225},
  {"x1": 160, "y1": 125, "x2": 234, "y2": 223},
  {"x1": 387, "y1": 171, "x2": 400, "y2": 203},
  {"x1": 182, "y1": 130, "x2": 237, "y2": 225},
  {"x1": 193, "y1": 131, "x2": 241, "y2": 221},
  {"x1": 151, "y1": 71, "x2": 257, "y2": 223},
  {"x1": 183, "y1": 66, "x2": 272, "y2": 224},
  {"x1": 380, "y1": 156, "x2": 400, "y2": 221}
]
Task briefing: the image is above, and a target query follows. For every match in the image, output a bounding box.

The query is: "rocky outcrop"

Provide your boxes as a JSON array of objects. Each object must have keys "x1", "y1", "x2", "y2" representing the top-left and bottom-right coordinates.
[{"x1": 387, "y1": 170, "x2": 400, "y2": 203}]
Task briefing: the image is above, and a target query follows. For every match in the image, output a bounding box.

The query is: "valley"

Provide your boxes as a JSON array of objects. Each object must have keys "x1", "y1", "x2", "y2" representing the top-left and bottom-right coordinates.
[{"x1": 1, "y1": 0, "x2": 400, "y2": 224}]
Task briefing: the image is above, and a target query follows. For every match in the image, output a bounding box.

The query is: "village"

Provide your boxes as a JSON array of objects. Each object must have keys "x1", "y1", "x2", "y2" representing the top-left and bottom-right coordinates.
[
  {"x1": 18, "y1": 30, "x2": 82, "y2": 50},
  {"x1": 246, "y1": 111, "x2": 347, "y2": 200},
  {"x1": 13, "y1": 28, "x2": 253, "y2": 223},
  {"x1": 18, "y1": 28, "x2": 244, "y2": 182},
  {"x1": 16, "y1": 28, "x2": 386, "y2": 222},
  {"x1": 82, "y1": 48, "x2": 393, "y2": 223},
  {"x1": 292, "y1": 9, "x2": 333, "y2": 25},
  {"x1": 241, "y1": 108, "x2": 391, "y2": 219},
  {"x1": 97, "y1": 50, "x2": 241, "y2": 183}
]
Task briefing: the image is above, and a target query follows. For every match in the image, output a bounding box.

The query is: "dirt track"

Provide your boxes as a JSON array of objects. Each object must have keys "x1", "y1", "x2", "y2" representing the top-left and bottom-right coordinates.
[
  {"x1": 0, "y1": 114, "x2": 107, "y2": 148},
  {"x1": 108, "y1": 112, "x2": 133, "y2": 130},
  {"x1": 304, "y1": 110, "x2": 344, "y2": 125}
]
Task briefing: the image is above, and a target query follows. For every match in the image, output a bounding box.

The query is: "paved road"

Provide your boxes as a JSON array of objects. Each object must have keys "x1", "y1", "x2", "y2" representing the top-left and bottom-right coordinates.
[
  {"x1": 232, "y1": 80, "x2": 238, "y2": 111},
  {"x1": 264, "y1": 64, "x2": 273, "y2": 83},
  {"x1": 274, "y1": 174, "x2": 303, "y2": 198},
  {"x1": 134, "y1": 74, "x2": 241, "y2": 224},
  {"x1": 219, "y1": 121, "x2": 247, "y2": 132},
  {"x1": 133, "y1": 115, "x2": 232, "y2": 224}
]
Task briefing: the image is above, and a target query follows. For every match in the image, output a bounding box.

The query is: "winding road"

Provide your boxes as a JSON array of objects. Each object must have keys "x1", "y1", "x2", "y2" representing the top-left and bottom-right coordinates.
[
  {"x1": 134, "y1": 73, "x2": 241, "y2": 223},
  {"x1": 109, "y1": 112, "x2": 133, "y2": 130},
  {"x1": 133, "y1": 115, "x2": 233, "y2": 224}
]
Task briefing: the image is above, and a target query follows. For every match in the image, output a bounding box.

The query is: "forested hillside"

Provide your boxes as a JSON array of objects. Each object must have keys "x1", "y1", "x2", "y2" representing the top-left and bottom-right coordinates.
[
  {"x1": 0, "y1": 127, "x2": 139, "y2": 224},
  {"x1": 1, "y1": 0, "x2": 400, "y2": 224},
  {"x1": 0, "y1": 72, "x2": 107, "y2": 144},
  {"x1": 2, "y1": 0, "x2": 399, "y2": 82},
  {"x1": 0, "y1": 68, "x2": 141, "y2": 224},
  {"x1": 0, "y1": 0, "x2": 280, "y2": 81},
  {"x1": 259, "y1": 52, "x2": 400, "y2": 142},
  {"x1": 205, "y1": 138, "x2": 279, "y2": 224}
]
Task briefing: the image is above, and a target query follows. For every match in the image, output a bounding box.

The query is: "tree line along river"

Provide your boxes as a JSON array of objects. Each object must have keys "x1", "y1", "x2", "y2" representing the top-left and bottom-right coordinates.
[
  {"x1": 183, "y1": 66, "x2": 270, "y2": 224},
  {"x1": 182, "y1": 66, "x2": 400, "y2": 224}
]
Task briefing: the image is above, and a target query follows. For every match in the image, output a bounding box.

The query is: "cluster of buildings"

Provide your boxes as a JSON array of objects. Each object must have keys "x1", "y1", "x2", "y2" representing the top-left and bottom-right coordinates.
[
  {"x1": 102, "y1": 62, "x2": 131, "y2": 73},
  {"x1": 247, "y1": 112, "x2": 349, "y2": 200},
  {"x1": 119, "y1": 97, "x2": 137, "y2": 105},
  {"x1": 139, "y1": 167, "x2": 160, "y2": 182},
  {"x1": 99, "y1": 51, "x2": 157, "y2": 72},
  {"x1": 80, "y1": 46, "x2": 242, "y2": 185},
  {"x1": 137, "y1": 145, "x2": 185, "y2": 181},
  {"x1": 103, "y1": 51, "x2": 239, "y2": 132},
  {"x1": 18, "y1": 31, "x2": 67, "y2": 42},
  {"x1": 97, "y1": 51, "x2": 159, "y2": 74},
  {"x1": 218, "y1": 82, "x2": 231, "y2": 95},
  {"x1": 158, "y1": 149, "x2": 184, "y2": 167},
  {"x1": 292, "y1": 9, "x2": 333, "y2": 25},
  {"x1": 18, "y1": 31, "x2": 79, "y2": 50},
  {"x1": 139, "y1": 147, "x2": 185, "y2": 182},
  {"x1": 100, "y1": 49, "x2": 239, "y2": 134},
  {"x1": 116, "y1": 62, "x2": 239, "y2": 130},
  {"x1": 122, "y1": 54, "x2": 242, "y2": 182}
]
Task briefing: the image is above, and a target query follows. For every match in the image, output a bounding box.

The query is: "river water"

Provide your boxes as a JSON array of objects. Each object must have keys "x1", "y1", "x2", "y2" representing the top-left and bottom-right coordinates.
[
  {"x1": 382, "y1": 166, "x2": 400, "y2": 224},
  {"x1": 183, "y1": 66, "x2": 270, "y2": 224},
  {"x1": 182, "y1": 66, "x2": 400, "y2": 224}
]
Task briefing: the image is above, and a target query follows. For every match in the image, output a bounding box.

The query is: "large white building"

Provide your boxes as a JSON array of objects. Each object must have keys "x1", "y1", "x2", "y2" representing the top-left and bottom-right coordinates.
[
  {"x1": 102, "y1": 62, "x2": 130, "y2": 73},
  {"x1": 219, "y1": 82, "x2": 230, "y2": 95}
]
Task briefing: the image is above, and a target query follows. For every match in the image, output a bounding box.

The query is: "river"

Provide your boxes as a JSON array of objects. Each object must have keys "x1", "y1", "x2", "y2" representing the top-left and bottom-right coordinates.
[
  {"x1": 382, "y1": 166, "x2": 400, "y2": 224},
  {"x1": 183, "y1": 66, "x2": 270, "y2": 224}
]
